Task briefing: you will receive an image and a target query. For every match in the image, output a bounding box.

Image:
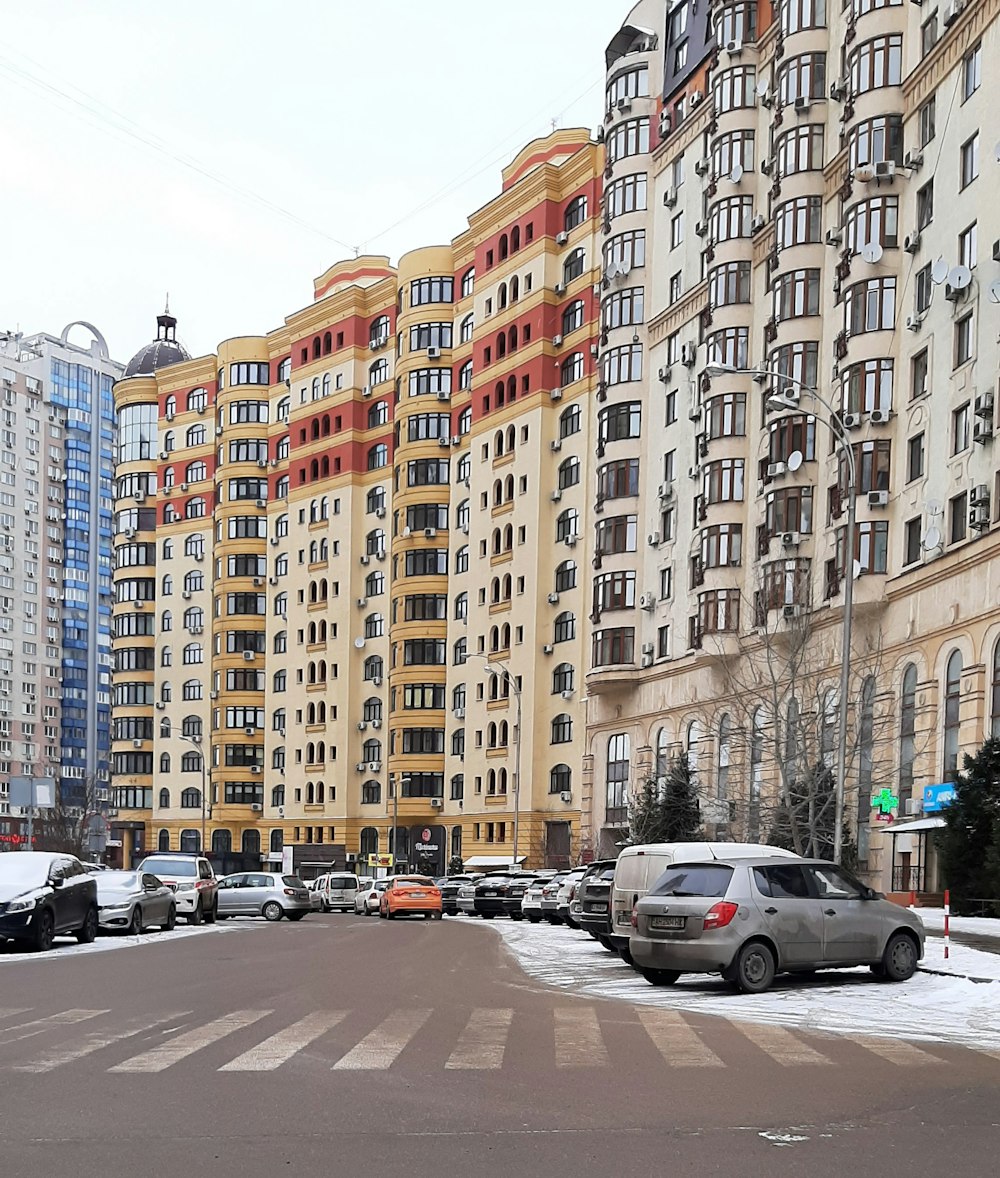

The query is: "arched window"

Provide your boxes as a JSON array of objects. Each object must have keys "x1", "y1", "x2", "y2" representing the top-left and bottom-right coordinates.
[
  {"x1": 161, "y1": 610, "x2": 172, "y2": 633},
  {"x1": 212, "y1": 830, "x2": 231, "y2": 854},
  {"x1": 183, "y1": 570, "x2": 203, "y2": 592},
  {"x1": 364, "y1": 655, "x2": 383, "y2": 682},
  {"x1": 368, "y1": 443, "x2": 388, "y2": 470},
  {"x1": 368, "y1": 400, "x2": 388, "y2": 428},
  {"x1": 717, "y1": 714, "x2": 731, "y2": 801},
  {"x1": 458, "y1": 406, "x2": 472, "y2": 435},
  {"x1": 606, "y1": 733, "x2": 630, "y2": 823},
  {"x1": 455, "y1": 545, "x2": 469, "y2": 573},
  {"x1": 185, "y1": 460, "x2": 206, "y2": 483},
  {"x1": 899, "y1": 663, "x2": 918, "y2": 799},
  {"x1": 185, "y1": 497, "x2": 206, "y2": 519},
  {"x1": 459, "y1": 313, "x2": 474, "y2": 343},
  {"x1": 322, "y1": 373, "x2": 331, "y2": 397},
  {"x1": 242, "y1": 829, "x2": 260, "y2": 855},
  {"x1": 687, "y1": 719, "x2": 704, "y2": 772},
  {"x1": 182, "y1": 715, "x2": 201, "y2": 738},
  {"x1": 162, "y1": 538, "x2": 173, "y2": 560},
  {"x1": 164, "y1": 394, "x2": 177, "y2": 418},
  {"x1": 554, "y1": 611, "x2": 576, "y2": 643},
  {"x1": 559, "y1": 407, "x2": 581, "y2": 442},
  {"x1": 361, "y1": 780, "x2": 381, "y2": 804},
  {"x1": 369, "y1": 315, "x2": 390, "y2": 348},
  {"x1": 159, "y1": 718, "x2": 171, "y2": 739},
  {"x1": 360, "y1": 827, "x2": 379, "y2": 855},
  {"x1": 362, "y1": 696, "x2": 382, "y2": 722},
  {"x1": 944, "y1": 650, "x2": 963, "y2": 775},
  {"x1": 182, "y1": 679, "x2": 201, "y2": 700},
  {"x1": 563, "y1": 247, "x2": 586, "y2": 283},
  {"x1": 187, "y1": 386, "x2": 207, "y2": 412},
  {"x1": 551, "y1": 713, "x2": 573, "y2": 743},
  {"x1": 181, "y1": 751, "x2": 202, "y2": 773},
  {"x1": 550, "y1": 764, "x2": 572, "y2": 795},
  {"x1": 183, "y1": 534, "x2": 203, "y2": 558},
  {"x1": 460, "y1": 267, "x2": 475, "y2": 298},
  {"x1": 180, "y1": 787, "x2": 202, "y2": 809},
  {"x1": 163, "y1": 466, "x2": 175, "y2": 488},
  {"x1": 555, "y1": 560, "x2": 577, "y2": 592},
  {"x1": 458, "y1": 359, "x2": 473, "y2": 390},
  {"x1": 162, "y1": 574, "x2": 173, "y2": 596},
  {"x1": 270, "y1": 829, "x2": 284, "y2": 854},
  {"x1": 367, "y1": 486, "x2": 386, "y2": 515},
  {"x1": 160, "y1": 646, "x2": 172, "y2": 668},
  {"x1": 163, "y1": 430, "x2": 175, "y2": 453},
  {"x1": 556, "y1": 508, "x2": 579, "y2": 543},
  {"x1": 185, "y1": 424, "x2": 206, "y2": 447},
  {"x1": 558, "y1": 456, "x2": 580, "y2": 490},
  {"x1": 560, "y1": 353, "x2": 585, "y2": 387},
  {"x1": 564, "y1": 194, "x2": 588, "y2": 231},
  {"x1": 454, "y1": 637, "x2": 468, "y2": 665},
  {"x1": 369, "y1": 358, "x2": 389, "y2": 385},
  {"x1": 180, "y1": 829, "x2": 200, "y2": 853},
  {"x1": 365, "y1": 571, "x2": 385, "y2": 597},
  {"x1": 364, "y1": 613, "x2": 384, "y2": 638},
  {"x1": 158, "y1": 787, "x2": 170, "y2": 808},
  {"x1": 655, "y1": 728, "x2": 670, "y2": 781},
  {"x1": 454, "y1": 591, "x2": 468, "y2": 620},
  {"x1": 552, "y1": 662, "x2": 574, "y2": 695},
  {"x1": 562, "y1": 300, "x2": 585, "y2": 335},
  {"x1": 158, "y1": 829, "x2": 170, "y2": 851}
]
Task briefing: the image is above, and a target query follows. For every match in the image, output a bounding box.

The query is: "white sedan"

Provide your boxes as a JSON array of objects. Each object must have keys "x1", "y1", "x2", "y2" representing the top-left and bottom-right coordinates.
[
  {"x1": 96, "y1": 870, "x2": 176, "y2": 934},
  {"x1": 354, "y1": 878, "x2": 391, "y2": 915}
]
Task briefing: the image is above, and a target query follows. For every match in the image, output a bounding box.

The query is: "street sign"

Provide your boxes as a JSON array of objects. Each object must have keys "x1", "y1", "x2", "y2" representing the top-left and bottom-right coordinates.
[
  {"x1": 870, "y1": 787, "x2": 899, "y2": 819},
  {"x1": 923, "y1": 783, "x2": 956, "y2": 813},
  {"x1": 368, "y1": 853, "x2": 393, "y2": 867}
]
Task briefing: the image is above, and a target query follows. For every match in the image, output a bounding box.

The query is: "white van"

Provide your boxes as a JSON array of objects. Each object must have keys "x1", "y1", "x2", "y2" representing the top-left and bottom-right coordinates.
[
  {"x1": 316, "y1": 872, "x2": 360, "y2": 913},
  {"x1": 608, "y1": 843, "x2": 798, "y2": 960}
]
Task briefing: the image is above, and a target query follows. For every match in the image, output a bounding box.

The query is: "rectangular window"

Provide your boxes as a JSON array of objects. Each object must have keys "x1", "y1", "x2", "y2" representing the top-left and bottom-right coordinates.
[
  {"x1": 906, "y1": 433, "x2": 924, "y2": 482},
  {"x1": 963, "y1": 44, "x2": 982, "y2": 102},
  {"x1": 910, "y1": 349, "x2": 928, "y2": 400},
  {"x1": 959, "y1": 222, "x2": 977, "y2": 270},
  {"x1": 955, "y1": 315, "x2": 973, "y2": 368},
  {"x1": 961, "y1": 133, "x2": 979, "y2": 189},
  {"x1": 669, "y1": 272, "x2": 682, "y2": 302},
  {"x1": 919, "y1": 96, "x2": 936, "y2": 147},
  {"x1": 953, "y1": 403, "x2": 970, "y2": 453},
  {"x1": 950, "y1": 492, "x2": 968, "y2": 544},
  {"x1": 904, "y1": 517, "x2": 922, "y2": 565},
  {"x1": 916, "y1": 180, "x2": 933, "y2": 230},
  {"x1": 670, "y1": 212, "x2": 684, "y2": 249}
]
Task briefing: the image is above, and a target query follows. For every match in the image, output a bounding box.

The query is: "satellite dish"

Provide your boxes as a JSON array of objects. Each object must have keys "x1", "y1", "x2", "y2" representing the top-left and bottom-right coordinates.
[
  {"x1": 861, "y1": 241, "x2": 883, "y2": 265},
  {"x1": 730, "y1": 164, "x2": 744, "y2": 184},
  {"x1": 853, "y1": 559, "x2": 864, "y2": 581},
  {"x1": 922, "y1": 525, "x2": 942, "y2": 551},
  {"x1": 931, "y1": 257, "x2": 949, "y2": 285},
  {"x1": 787, "y1": 450, "x2": 804, "y2": 473},
  {"x1": 354, "y1": 637, "x2": 366, "y2": 649},
  {"x1": 949, "y1": 265, "x2": 972, "y2": 290},
  {"x1": 989, "y1": 281, "x2": 1000, "y2": 305},
  {"x1": 755, "y1": 78, "x2": 769, "y2": 98},
  {"x1": 925, "y1": 499, "x2": 943, "y2": 517}
]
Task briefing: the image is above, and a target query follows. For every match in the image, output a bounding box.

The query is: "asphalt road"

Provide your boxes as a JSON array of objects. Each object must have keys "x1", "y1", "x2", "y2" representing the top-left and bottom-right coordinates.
[{"x1": 0, "y1": 914, "x2": 997, "y2": 1178}]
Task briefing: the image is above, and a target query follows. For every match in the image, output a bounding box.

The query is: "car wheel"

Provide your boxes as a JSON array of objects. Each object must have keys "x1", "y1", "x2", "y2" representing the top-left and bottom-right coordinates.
[
  {"x1": 433, "y1": 912, "x2": 443, "y2": 920},
  {"x1": 732, "y1": 940, "x2": 776, "y2": 994},
  {"x1": 161, "y1": 904, "x2": 176, "y2": 932},
  {"x1": 204, "y1": 898, "x2": 218, "y2": 925},
  {"x1": 387, "y1": 910, "x2": 395, "y2": 920},
  {"x1": 423, "y1": 913, "x2": 431, "y2": 920},
  {"x1": 639, "y1": 967, "x2": 681, "y2": 987},
  {"x1": 527, "y1": 914, "x2": 540, "y2": 924},
  {"x1": 511, "y1": 913, "x2": 523, "y2": 921},
  {"x1": 618, "y1": 944, "x2": 634, "y2": 967},
  {"x1": 32, "y1": 908, "x2": 55, "y2": 953},
  {"x1": 129, "y1": 907, "x2": 143, "y2": 936},
  {"x1": 76, "y1": 906, "x2": 98, "y2": 945},
  {"x1": 287, "y1": 912, "x2": 307, "y2": 922},
  {"x1": 262, "y1": 901, "x2": 284, "y2": 922},
  {"x1": 879, "y1": 932, "x2": 918, "y2": 982},
  {"x1": 187, "y1": 900, "x2": 203, "y2": 926},
  {"x1": 597, "y1": 935, "x2": 613, "y2": 952},
  {"x1": 482, "y1": 914, "x2": 495, "y2": 920}
]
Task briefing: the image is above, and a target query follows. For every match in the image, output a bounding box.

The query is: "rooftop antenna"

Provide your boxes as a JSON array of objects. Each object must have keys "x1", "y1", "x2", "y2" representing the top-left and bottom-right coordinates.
[
  {"x1": 551, "y1": 117, "x2": 558, "y2": 133},
  {"x1": 164, "y1": 292, "x2": 170, "y2": 314}
]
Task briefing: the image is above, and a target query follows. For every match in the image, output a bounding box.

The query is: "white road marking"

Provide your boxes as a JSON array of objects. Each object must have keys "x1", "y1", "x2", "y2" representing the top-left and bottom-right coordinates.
[
  {"x1": 16, "y1": 1012, "x2": 190, "y2": 1072},
  {"x1": 636, "y1": 1008, "x2": 724, "y2": 1067},
  {"x1": 730, "y1": 1021, "x2": 831, "y2": 1066},
  {"x1": 109, "y1": 1010, "x2": 271, "y2": 1073},
  {"x1": 219, "y1": 1011, "x2": 347, "y2": 1071},
  {"x1": 554, "y1": 1006, "x2": 608, "y2": 1068},
  {"x1": 0, "y1": 1009, "x2": 31, "y2": 1024},
  {"x1": 0, "y1": 1009, "x2": 107, "y2": 1045},
  {"x1": 852, "y1": 1036, "x2": 944, "y2": 1066},
  {"x1": 332, "y1": 1009, "x2": 431, "y2": 1070},
  {"x1": 446, "y1": 1008, "x2": 513, "y2": 1070}
]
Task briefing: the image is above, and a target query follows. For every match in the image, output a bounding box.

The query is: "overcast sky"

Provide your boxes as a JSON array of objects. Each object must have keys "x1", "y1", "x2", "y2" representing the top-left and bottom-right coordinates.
[{"x1": 1, "y1": 1, "x2": 625, "y2": 362}]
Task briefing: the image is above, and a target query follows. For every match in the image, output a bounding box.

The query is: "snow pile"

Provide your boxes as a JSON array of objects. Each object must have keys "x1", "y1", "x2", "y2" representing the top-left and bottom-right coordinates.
[{"x1": 489, "y1": 920, "x2": 1000, "y2": 1052}]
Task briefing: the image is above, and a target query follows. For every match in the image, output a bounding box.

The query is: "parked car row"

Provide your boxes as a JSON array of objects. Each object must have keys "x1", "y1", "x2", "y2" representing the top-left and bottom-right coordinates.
[{"x1": 513, "y1": 842, "x2": 928, "y2": 995}]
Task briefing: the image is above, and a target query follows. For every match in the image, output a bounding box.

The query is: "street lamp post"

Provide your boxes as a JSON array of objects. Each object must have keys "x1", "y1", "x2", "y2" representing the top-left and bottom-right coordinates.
[
  {"x1": 178, "y1": 733, "x2": 209, "y2": 852},
  {"x1": 705, "y1": 363, "x2": 856, "y2": 863},
  {"x1": 467, "y1": 654, "x2": 522, "y2": 869}
]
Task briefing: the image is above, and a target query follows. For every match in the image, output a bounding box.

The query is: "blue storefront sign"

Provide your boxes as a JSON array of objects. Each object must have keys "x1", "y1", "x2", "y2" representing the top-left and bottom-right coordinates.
[{"x1": 923, "y1": 783, "x2": 956, "y2": 813}]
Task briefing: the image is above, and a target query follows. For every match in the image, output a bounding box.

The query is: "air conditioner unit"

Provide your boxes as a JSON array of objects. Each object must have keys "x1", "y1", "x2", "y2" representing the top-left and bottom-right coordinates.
[
  {"x1": 658, "y1": 481, "x2": 674, "y2": 501},
  {"x1": 658, "y1": 365, "x2": 671, "y2": 383},
  {"x1": 905, "y1": 313, "x2": 924, "y2": 332},
  {"x1": 725, "y1": 38, "x2": 743, "y2": 56},
  {"x1": 423, "y1": 528, "x2": 437, "y2": 539},
  {"x1": 555, "y1": 282, "x2": 566, "y2": 295},
  {"x1": 546, "y1": 591, "x2": 561, "y2": 606},
  {"x1": 190, "y1": 625, "x2": 203, "y2": 635},
  {"x1": 548, "y1": 388, "x2": 563, "y2": 403},
  {"x1": 362, "y1": 385, "x2": 372, "y2": 398},
  {"x1": 750, "y1": 214, "x2": 766, "y2": 234},
  {"x1": 356, "y1": 762, "x2": 367, "y2": 772},
  {"x1": 556, "y1": 231, "x2": 569, "y2": 245},
  {"x1": 681, "y1": 343, "x2": 697, "y2": 366},
  {"x1": 368, "y1": 761, "x2": 382, "y2": 773},
  {"x1": 639, "y1": 592, "x2": 655, "y2": 610},
  {"x1": 694, "y1": 157, "x2": 710, "y2": 177},
  {"x1": 557, "y1": 790, "x2": 573, "y2": 804},
  {"x1": 132, "y1": 739, "x2": 143, "y2": 749},
  {"x1": 873, "y1": 160, "x2": 896, "y2": 181},
  {"x1": 782, "y1": 604, "x2": 803, "y2": 619},
  {"x1": 436, "y1": 390, "x2": 450, "y2": 402},
  {"x1": 210, "y1": 690, "x2": 219, "y2": 700},
  {"x1": 971, "y1": 504, "x2": 991, "y2": 530},
  {"x1": 971, "y1": 483, "x2": 990, "y2": 507},
  {"x1": 943, "y1": 0, "x2": 963, "y2": 25},
  {"x1": 360, "y1": 555, "x2": 370, "y2": 566},
  {"x1": 842, "y1": 412, "x2": 862, "y2": 429},
  {"x1": 564, "y1": 534, "x2": 577, "y2": 547},
  {"x1": 425, "y1": 345, "x2": 442, "y2": 360},
  {"x1": 270, "y1": 537, "x2": 278, "y2": 546},
  {"x1": 904, "y1": 231, "x2": 921, "y2": 254},
  {"x1": 245, "y1": 726, "x2": 256, "y2": 736},
  {"x1": 155, "y1": 702, "x2": 166, "y2": 710},
  {"x1": 663, "y1": 186, "x2": 678, "y2": 208},
  {"x1": 694, "y1": 219, "x2": 709, "y2": 237},
  {"x1": 904, "y1": 798, "x2": 922, "y2": 817},
  {"x1": 781, "y1": 531, "x2": 801, "y2": 548},
  {"x1": 215, "y1": 427, "x2": 223, "y2": 436},
  {"x1": 974, "y1": 418, "x2": 993, "y2": 444},
  {"x1": 825, "y1": 227, "x2": 843, "y2": 247},
  {"x1": 182, "y1": 590, "x2": 192, "y2": 600},
  {"x1": 767, "y1": 462, "x2": 786, "y2": 479},
  {"x1": 794, "y1": 96, "x2": 810, "y2": 113},
  {"x1": 430, "y1": 798, "x2": 443, "y2": 809},
  {"x1": 243, "y1": 650, "x2": 256, "y2": 661},
  {"x1": 945, "y1": 284, "x2": 965, "y2": 303},
  {"x1": 372, "y1": 676, "x2": 382, "y2": 687},
  {"x1": 250, "y1": 802, "x2": 263, "y2": 812},
  {"x1": 550, "y1": 490, "x2": 562, "y2": 503},
  {"x1": 250, "y1": 766, "x2": 261, "y2": 775},
  {"x1": 133, "y1": 492, "x2": 145, "y2": 504},
  {"x1": 648, "y1": 531, "x2": 660, "y2": 546},
  {"x1": 123, "y1": 527, "x2": 135, "y2": 539},
  {"x1": 868, "y1": 491, "x2": 889, "y2": 508},
  {"x1": 869, "y1": 409, "x2": 892, "y2": 425},
  {"x1": 976, "y1": 392, "x2": 995, "y2": 418},
  {"x1": 550, "y1": 439, "x2": 562, "y2": 452},
  {"x1": 164, "y1": 410, "x2": 175, "y2": 422},
  {"x1": 542, "y1": 644, "x2": 554, "y2": 655},
  {"x1": 454, "y1": 707, "x2": 465, "y2": 720},
  {"x1": 372, "y1": 719, "x2": 382, "y2": 730},
  {"x1": 829, "y1": 80, "x2": 848, "y2": 102}
]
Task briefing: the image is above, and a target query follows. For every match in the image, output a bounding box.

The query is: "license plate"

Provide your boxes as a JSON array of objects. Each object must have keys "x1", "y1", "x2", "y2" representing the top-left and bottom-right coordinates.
[
  {"x1": 483, "y1": 890, "x2": 497, "y2": 896},
  {"x1": 409, "y1": 891, "x2": 426, "y2": 898},
  {"x1": 650, "y1": 915, "x2": 686, "y2": 930},
  {"x1": 584, "y1": 902, "x2": 607, "y2": 913},
  {"x1": 616, "y1": 912, "x2": 631, "y2": 925}
]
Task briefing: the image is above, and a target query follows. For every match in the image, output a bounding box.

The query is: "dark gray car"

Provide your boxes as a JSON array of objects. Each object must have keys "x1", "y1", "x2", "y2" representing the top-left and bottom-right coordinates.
[{"x1": 630, "y1": 856, "x2": 925, "y2": 993}]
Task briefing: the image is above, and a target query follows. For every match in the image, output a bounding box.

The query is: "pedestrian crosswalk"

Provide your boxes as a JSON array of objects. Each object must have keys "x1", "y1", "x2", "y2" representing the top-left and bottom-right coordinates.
[{"x1": 0, "y1": 1003, "x2": 991, "y2": 1076}]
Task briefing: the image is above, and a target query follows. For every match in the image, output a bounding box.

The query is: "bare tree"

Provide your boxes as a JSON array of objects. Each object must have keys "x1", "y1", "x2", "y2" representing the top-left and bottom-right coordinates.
[{"x1": 32, "y1": 773, "x2": 108, "y2": 860}]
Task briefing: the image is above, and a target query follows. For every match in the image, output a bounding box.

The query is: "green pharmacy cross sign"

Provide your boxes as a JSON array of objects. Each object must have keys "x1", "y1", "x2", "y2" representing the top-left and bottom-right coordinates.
[{"x1": 871, "y1": 787, "x2": 899, "y2": 817}]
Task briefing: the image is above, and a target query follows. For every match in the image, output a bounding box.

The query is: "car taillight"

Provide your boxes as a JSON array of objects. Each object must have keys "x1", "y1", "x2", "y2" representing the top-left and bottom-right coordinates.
[
  {"x1": 284, "y1": 888, "x2": 296, "y2": 896},
  {"x1": 703, "y1": 901, "x2": 739, "y2": 930},
  {"x1": 568, "y1": 885, "x2": 577, "y2": 901},
  {"x1": 630, "y1": 903, "x2": 638, "y2": 929}
]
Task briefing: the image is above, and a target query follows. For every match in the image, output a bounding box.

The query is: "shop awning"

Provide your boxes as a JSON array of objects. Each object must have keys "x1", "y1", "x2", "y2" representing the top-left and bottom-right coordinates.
[
  {"x1": 464, "y1": 855, "x2": 527, "y2": 869},
  {"x1": 884, "y1": 817, "x2": 946, "y2": 835}
]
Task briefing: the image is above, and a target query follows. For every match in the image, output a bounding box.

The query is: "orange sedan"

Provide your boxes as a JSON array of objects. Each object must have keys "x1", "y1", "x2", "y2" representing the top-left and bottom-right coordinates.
[{"x1": 379, "y1": 876, "x2": 443, "y2": 920}]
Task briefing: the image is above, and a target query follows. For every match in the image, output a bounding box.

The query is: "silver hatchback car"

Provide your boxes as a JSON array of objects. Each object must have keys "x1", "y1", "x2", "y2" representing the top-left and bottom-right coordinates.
[
  {"x1": 630, "y1": 856, "x2": 925, "y2": 993},
  {"x1": 216, "y1": 872, "x2": 312, "y2": 922}
]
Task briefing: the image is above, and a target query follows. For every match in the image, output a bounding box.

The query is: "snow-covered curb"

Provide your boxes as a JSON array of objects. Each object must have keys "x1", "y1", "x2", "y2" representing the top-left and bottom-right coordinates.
[{"x1": 485, "y1": 919, "x2": 1000, "y2": 1052}]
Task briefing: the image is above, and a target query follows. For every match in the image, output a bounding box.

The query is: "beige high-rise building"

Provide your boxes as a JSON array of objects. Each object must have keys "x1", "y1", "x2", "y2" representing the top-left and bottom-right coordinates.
[
  {"x1": 585, "y1": 0, "x2": 1000, "y2": 896},
  {"x1": 109, "y1": 131, "x2": 603, "y2": 874}
]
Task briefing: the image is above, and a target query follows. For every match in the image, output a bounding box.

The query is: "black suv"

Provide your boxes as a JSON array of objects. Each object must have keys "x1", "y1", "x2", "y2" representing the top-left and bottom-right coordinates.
[
  {"x1": 577, "y1": 860, "x2": 618, "y2": 948},
  {"x1": 439, "y1": 875, "x2": 478, "y2": 916},
  {"x1": 0, "y1": 852, "x2": 99, "y2": 952},
  {"x1": 472, "y1": 875, "x2": 515, "y2": 918}
]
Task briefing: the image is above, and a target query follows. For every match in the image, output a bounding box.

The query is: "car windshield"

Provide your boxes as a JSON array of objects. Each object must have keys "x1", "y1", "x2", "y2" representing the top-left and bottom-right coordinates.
[
  {"x1": 396, "y1": 877, "x2": 433, "y2": 886},
  {"x1": 0, "y1": 855, "x2": 52, "y2": 890},
  {"x1": 649, "y1": 863, "x2": 734, "y2": 898},
  {"x1": 327, "y1": 875, "x2": 357, "y2": 888},
  {"x1": 142, "y1": 858, "x2": 197, "y2": 877},
  {"x1": 98, "y1": 873, "x2": 139, "y2": 892},
  {"x1": 282, "y1": 875, "x2": 305, "y2": 888},
  {"x1": 374, "y1": 880, "x2": 391, "y2": 891}
]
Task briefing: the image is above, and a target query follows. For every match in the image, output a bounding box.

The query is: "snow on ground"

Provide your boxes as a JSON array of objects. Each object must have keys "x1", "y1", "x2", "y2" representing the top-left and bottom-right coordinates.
[
  {"x1": 489, "y1": 919, "x2": 1000, "y2": 1052},
  {"x1": 918, "y1": 907, "x2": 1000, "y2": 940}
]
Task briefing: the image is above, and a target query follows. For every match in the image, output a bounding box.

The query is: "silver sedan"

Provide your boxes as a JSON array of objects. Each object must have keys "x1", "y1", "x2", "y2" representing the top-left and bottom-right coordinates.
[{"x1": 96, "y1": 871, "x2": 176, "y2": 934}]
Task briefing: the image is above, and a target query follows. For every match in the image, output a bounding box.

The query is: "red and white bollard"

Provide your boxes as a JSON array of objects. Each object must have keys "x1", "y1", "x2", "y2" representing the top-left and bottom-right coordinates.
[{"x1": 943, "y1": 889, "x2": 950, "y2": 961}]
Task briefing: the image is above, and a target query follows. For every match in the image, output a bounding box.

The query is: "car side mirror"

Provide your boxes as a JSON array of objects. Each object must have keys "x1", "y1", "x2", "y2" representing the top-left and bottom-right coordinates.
[
  {"x1": 50, "y1": 876, "x2": 64, "y2": 889},
  {"x1": 862, "y1": 887, "x2": 878, "y2": 901}
]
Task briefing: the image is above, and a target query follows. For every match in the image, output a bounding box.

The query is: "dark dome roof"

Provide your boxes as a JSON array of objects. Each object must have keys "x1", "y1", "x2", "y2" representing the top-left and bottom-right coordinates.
[{"x1": 123, "y1": 310, "x2": 191, "y2": 378}]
